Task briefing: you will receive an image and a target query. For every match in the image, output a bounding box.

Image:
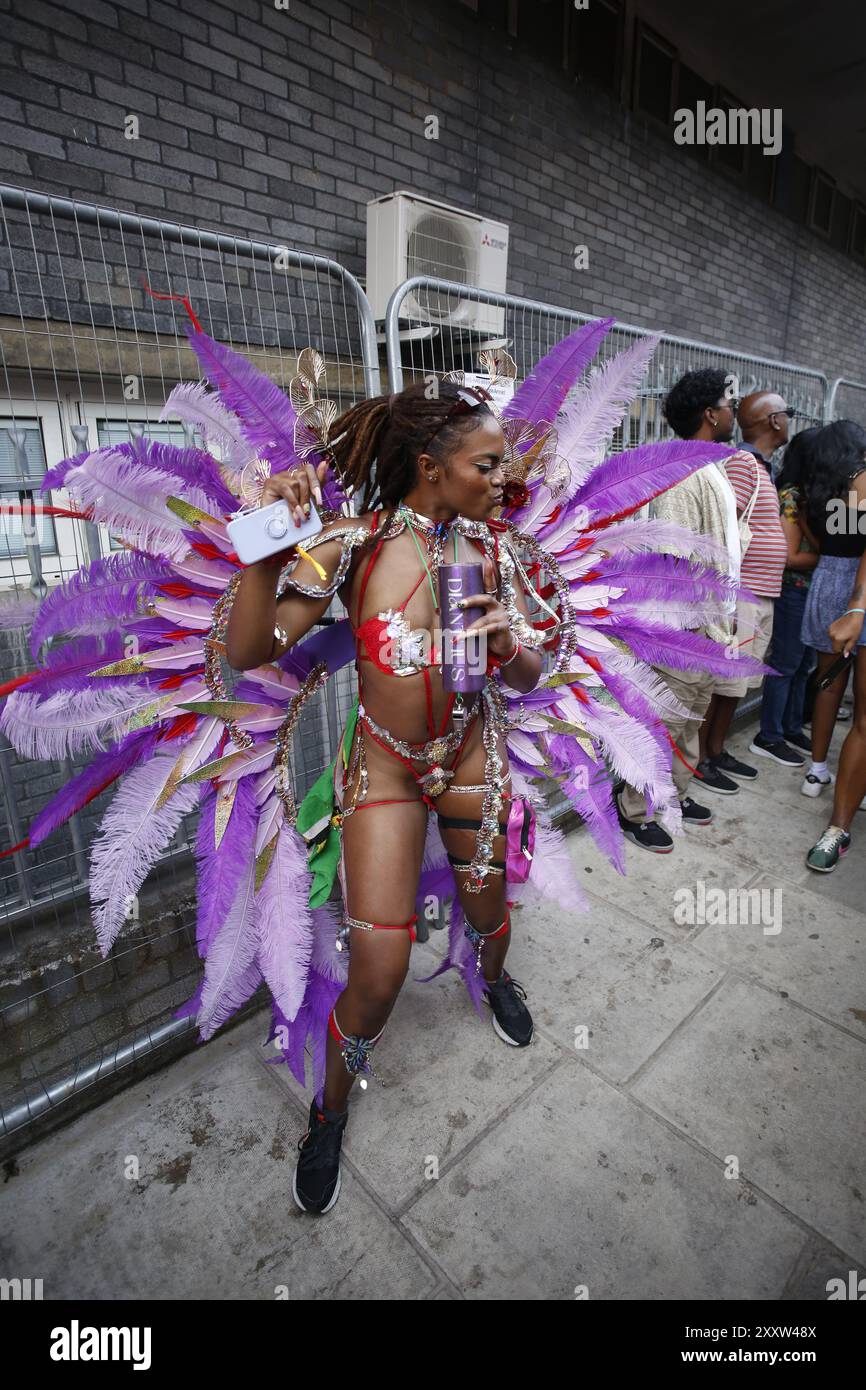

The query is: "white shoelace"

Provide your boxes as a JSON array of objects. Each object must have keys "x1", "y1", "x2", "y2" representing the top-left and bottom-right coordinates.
[{"x1": 815, "y1": 826, "x2": 847, "y2": 852}]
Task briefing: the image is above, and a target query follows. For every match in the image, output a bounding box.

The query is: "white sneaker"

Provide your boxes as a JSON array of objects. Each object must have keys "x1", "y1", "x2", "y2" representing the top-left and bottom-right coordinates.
[{"x1": 801, "y1": 770, "x2": 835, "y2": 798}]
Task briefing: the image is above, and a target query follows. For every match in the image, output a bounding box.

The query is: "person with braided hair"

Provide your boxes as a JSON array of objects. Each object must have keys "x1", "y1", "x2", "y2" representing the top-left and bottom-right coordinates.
[
  {"x1": 5, "y1": 317, "x2": 754, "y2": 1223},
  {"x1": 226, "y1": 379, "x2": 544, "y2": 1214}
]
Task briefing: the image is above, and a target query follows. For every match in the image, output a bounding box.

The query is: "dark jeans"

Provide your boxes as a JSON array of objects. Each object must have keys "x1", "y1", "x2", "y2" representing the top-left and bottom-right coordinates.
[{"x1": 760, "y1": 583, "x2": 813, "y2": 742}]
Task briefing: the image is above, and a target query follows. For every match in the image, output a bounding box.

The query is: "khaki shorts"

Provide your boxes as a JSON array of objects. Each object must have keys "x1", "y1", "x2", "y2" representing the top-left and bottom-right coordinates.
[{"x1": 712, "y1": 594, "x2": 775, "y2": 697}]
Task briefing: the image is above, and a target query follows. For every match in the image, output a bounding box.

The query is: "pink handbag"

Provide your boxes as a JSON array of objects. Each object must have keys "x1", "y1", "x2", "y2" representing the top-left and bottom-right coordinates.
[{"x1": 505, "y1": 796, "x2": 536, "y2": 883}]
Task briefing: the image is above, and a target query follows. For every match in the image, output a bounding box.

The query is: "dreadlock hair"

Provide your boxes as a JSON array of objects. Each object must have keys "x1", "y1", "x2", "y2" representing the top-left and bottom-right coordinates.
[{"x1": 327, "y1": 379, "x2": 497, "y2": 555}]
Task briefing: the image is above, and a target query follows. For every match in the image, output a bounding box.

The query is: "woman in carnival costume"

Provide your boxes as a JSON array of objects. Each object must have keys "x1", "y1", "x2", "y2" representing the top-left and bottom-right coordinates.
[{"x1": 0, "y1": 308, "x2": 763, "y2": 1214}]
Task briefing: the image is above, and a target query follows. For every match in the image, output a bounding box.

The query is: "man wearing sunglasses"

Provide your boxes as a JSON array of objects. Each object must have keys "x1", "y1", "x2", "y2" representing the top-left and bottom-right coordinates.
[{"x1": 700, "y1": 391, "x2": 794, "y2": 786}]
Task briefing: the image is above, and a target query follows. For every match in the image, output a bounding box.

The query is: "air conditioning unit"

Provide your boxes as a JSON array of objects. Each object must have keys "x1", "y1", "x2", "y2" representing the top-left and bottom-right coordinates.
[{"x1": 366, "y1": 191, "x2": 509, "y2": 335}]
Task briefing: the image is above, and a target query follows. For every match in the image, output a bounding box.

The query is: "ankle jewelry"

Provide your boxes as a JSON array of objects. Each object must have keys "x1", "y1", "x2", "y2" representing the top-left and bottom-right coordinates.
[
  {"x1": 464, "y1": 910, "x2": 510, "y2": 975},
  {"x1": 328, "y1": 1006, "x2": 387, "y2": 1088}
]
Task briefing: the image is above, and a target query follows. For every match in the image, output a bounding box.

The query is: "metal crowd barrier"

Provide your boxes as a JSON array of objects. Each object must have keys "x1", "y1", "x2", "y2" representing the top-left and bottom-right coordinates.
[
  {"x1": 0, "y1": 185, "x2": 378, "y2": 1144},
  {"x1": 384, "y1": 275, "x2": 829, "y2": 440},
  {"x1": 827, "y1": 378, "x2": 866, "y2": 425}
]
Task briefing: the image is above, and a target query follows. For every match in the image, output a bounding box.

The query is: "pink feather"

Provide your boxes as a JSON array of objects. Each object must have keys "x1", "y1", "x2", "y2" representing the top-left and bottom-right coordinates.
[
  {"x1": 0, "y1": 683, "x2": 159, "y2": 760},
  {"x1": 196, "y1": 855, "x2": 263, "y2": 1040},
  {"x1": 89, "y1": 749, "x2": 202, "y2": 953},
  {"x1": 256, "y1": 825, "x2": 314, "y2": 1022},
  {"x1": 63, "y1": 450, "x2": 213, "y2": 560}
]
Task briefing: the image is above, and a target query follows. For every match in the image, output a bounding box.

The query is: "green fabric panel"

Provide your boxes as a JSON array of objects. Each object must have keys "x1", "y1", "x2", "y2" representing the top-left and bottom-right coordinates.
[{"x1": 296, "y1": 697, "x2": 359, "y2": 908}]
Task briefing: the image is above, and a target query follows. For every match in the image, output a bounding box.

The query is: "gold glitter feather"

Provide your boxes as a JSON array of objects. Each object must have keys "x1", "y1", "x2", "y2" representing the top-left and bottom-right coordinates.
[{"x1": 213, "y1": 783, "x2": 238, "y2": 848}]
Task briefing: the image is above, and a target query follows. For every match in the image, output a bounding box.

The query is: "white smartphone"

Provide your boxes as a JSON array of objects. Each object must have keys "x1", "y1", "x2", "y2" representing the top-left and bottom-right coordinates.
[{"x1": 226, "y1": 497, "x2": 323, "y2": 565}]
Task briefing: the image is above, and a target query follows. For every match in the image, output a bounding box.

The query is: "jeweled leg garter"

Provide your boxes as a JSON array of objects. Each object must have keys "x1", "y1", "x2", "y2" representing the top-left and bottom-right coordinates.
[
  {"x1": 328, "y1": 1005, "x2": 388, "y2": 1087},
  {"x1": 464, "y1": 908, "x2": 511, "y2": 976},
  {"x1": 335, "y1": 912, "x2": 418, "y2": 953}
]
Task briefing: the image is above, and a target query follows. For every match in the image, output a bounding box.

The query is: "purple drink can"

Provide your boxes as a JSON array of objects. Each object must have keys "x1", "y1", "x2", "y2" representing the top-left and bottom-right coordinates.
[{"x1": 438, "y1": 562, "x2": 486, "y2": 692}]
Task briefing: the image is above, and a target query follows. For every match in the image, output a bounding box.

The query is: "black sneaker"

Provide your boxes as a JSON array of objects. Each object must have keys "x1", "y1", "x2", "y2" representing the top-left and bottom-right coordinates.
[
  {"x1": 749, "y1": 734, "x2": 806, "y2": 767},
  {"x1": 292, "y1": 1097, "x2": 348, "y2": 1214},
  {"x1": 482, "y1": 969, "x2": 534, "y2": 1046},
  {"x1": 782, "y1": 730, "x2": 811, "y2": 753},
  {"x1": 680, "y1": 796, "x2": 713, "y2": 825},
  {"x1": 617, "y1": 810, "x2": 675, "y2": 852},
  {"x1": 711, "y1": 749, "x2": 758, "y2": 780},
  {"x1": 696, "y1": 759, "x2": 739, "y2": 794}
]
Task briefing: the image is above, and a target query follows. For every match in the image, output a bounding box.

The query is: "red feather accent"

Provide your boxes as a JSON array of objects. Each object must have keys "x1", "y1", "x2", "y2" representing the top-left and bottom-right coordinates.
[
  {"x1": 141, "y1": 278, "x2": 203, "y2": 332},
  {"x1": 159, "y1": 712, "x2": 199, "y2": 741},
  {"x1": 0, "y1": 836, "x2": 30, "y2": 859},
  {"x1": 157, "y1": 668, "x2": 205, "y2": 689},
  {"x1": 157, "y1": 581, "x2": 197, "y2": 598},
  {"x1": 0, "y1": 671, "x2": 39, "y2": 699},
  {"x1": 190, "y1": 540, "x2": 236, "y2": 563},
  {"x1": 2, "y1": 502, "x2": 94, "y2": 521}
]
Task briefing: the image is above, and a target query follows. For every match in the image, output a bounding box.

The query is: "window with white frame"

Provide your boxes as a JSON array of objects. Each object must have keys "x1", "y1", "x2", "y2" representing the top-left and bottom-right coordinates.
[
  {"x1": 78, "y1": 404, "x2": 199, "y2": 552},
  {"x1": 0, "y1": 418, "x2": 58, "y2": 559}
]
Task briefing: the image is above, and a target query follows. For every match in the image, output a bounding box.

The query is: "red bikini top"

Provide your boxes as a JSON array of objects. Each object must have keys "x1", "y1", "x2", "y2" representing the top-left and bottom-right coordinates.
[{"x1": 353, "y1": 510, "x2": 440, "y2": 676}]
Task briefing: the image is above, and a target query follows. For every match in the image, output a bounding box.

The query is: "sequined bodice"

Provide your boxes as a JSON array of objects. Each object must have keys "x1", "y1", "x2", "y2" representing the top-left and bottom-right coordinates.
[{"x1": 352, "y1": 510, "x2": 446, "y2": 678}]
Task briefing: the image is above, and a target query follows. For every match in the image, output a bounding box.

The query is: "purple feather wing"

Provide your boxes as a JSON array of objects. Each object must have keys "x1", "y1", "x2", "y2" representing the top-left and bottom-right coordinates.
[
  {"x1": 41, "y1": 449, "x2": 90, "y2": 493},
  {"x1": 193, "y1": 776, "x2": 259, "y2": 957},
  {"x1": 570, "y1": 439, "x2": 734, "y2": 525},
  {"x1": 185, "y1": 326, "x2": 304, "y2": 474},
  {"x1": 548, "y1": 735, "x2": 626, "y2": 873},
  {"x1": 27, "y1": 725, "x2": 161, "y2": 848},
  {"x1": 596, "y1": 551, "x2": 737, "y2": 603},
  {"x1": 116, "y1": 437, "x2": 240, "y2": 515},
  {"x1": 29, "y1": 551, "x2": 177, "y2": 657},
  {"x1": 608, "y1": 620, "x2": 770, "y2": 679},
  {"x1": 503, "y1": 318, "x2": 616, "y2": 425}
]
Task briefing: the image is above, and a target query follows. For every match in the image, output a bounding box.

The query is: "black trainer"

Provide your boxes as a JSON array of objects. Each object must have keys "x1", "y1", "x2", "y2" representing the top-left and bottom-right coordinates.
[
  {"x1": 680, "y1": 796, "x2": 713, "y2": 825},
  {"x1": 782, "y1": 730, "x2": 811, "y2": 753},
  {"x1": 749, "y1": 734, "x2": 806, "y2": 767},
  {"x1": 616, "y1": 802, "x2": 675, "y2": 852},
  {"x1": 696, "y1": 759, "x2": 739, "y2": 794},
  {"x1": 710, "y1": 749, "x2": 757, "y2": 780},
  {"x1": 292, "y1": 1097, "x2": 349, "y2": 1214},
  {"x1": 482, "y1": 969, "x2": 534, "y2": 1046}
]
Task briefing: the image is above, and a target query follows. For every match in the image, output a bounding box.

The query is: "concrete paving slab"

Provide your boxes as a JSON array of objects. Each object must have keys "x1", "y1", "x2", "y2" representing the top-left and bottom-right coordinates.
[
  {"x1": 631, "y1": 975, "x2": 866, "y2": 1263},
  {"x1": 0, "y1": 1015, "x2": 439, "y2": 1300},
  {"x1": 510, "y1": 886, "x2": 725, "y2": 1084},
  {"x1": 572, "y1": 826, "x2": 757, "y2": 937},
  {"x1": 690, "y1": 873, "x2": 866, "y2": 1037},
  {"x1": 2, "y1": 713, "x2": 861, "y2": 1300},
  {"x1": 402, "y1": 1059, "x2": 806, "y2": 1300},
  {"x1": 696, "y1": 778, "x2": 836, "y2": 876},
  {"x1": 263, "y1": 934, "x2": 561, "y2": 1212}
]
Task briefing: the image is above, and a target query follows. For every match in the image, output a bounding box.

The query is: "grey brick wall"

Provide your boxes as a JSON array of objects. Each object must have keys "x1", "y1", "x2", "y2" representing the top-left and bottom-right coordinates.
[{"x1": 0, "y1": 0, "x2": 862, "y2": 382}]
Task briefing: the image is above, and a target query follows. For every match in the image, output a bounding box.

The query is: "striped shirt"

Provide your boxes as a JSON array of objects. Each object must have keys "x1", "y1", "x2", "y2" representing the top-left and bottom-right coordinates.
[{"x1": 723, "y1": 448, "x2": 787, "y2": 597}]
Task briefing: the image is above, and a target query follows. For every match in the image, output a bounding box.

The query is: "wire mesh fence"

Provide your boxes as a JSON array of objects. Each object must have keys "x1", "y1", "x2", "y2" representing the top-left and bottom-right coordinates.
[
  {"x1": 0, "y1": 184, "x2": 378, "y2": 1147},
  {"x1": 384, "y1": 275, "x2": 830, "y2": 448},
  {"x1": 827, "y1": 378, "x2": 866, "y2": 426}
]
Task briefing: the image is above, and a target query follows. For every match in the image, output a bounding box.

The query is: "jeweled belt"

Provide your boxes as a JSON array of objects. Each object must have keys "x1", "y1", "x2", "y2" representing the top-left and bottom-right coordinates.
[{"x1": 357, "y1": 696, "x2": 481, "y2": 799}]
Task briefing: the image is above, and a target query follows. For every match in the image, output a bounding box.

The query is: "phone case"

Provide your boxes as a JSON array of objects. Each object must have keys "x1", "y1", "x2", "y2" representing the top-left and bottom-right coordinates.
[{"x1": 226, "y1": 498, "x2": 322, "y2": 565}]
